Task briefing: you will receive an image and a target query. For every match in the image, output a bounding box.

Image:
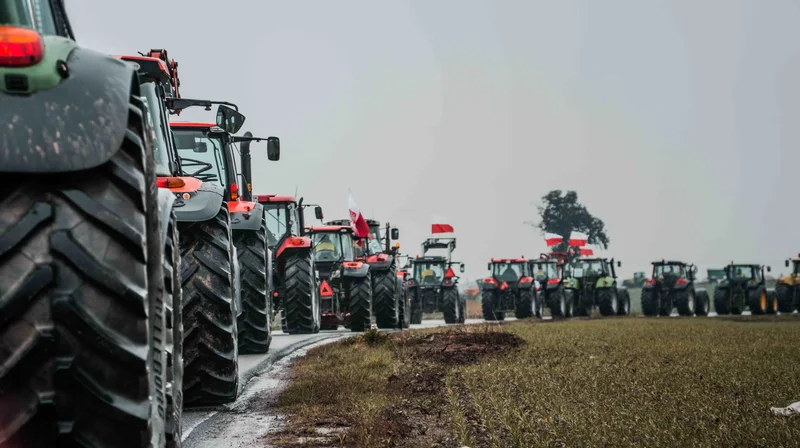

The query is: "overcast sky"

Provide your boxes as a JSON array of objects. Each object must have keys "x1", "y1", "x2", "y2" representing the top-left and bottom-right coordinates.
[{"x1": 68, "y1": 0, "x2": 800, "y2": 281}]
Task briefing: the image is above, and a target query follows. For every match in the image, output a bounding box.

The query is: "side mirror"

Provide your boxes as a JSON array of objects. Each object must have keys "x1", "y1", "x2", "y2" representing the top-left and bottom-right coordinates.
[
  {"x1": 767, "y1": 266, "x2": 772, "y2": 272},
  {"x1": 617, "y1": 261, "x2": 622, "y2": 267},
  {"x1": 216, "y1": 105, "x2": 245, "y2": 134},
  {"x1": 693, "y1": 266, "x2": 698, "y2": 273},
  {"x1": 314, "y1": 206, "x2": 323, "y2": 220},
  {"x1": 267, "y1": 137, "x2": 280, "y2": 161},
  {"x1": 487, "y1": 263, "x2": 491, "y2": 270},
  {"x1": 786, "y1": 260, "x2": 790, "y2": 268},
  {"x1": 460, "y1": 263, "x2": 465, "y2": 273},
  {"x1": 194, "y1": 142, "x2": 208, "y2": 153},
  {"x1": 390, "y1": 228, "x2": 399, "y2": 240}
]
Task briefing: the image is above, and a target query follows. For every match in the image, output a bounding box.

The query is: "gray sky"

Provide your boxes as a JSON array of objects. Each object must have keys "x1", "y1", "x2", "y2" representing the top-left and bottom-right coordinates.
[{"x1": 68, "y1": 0, "x2": 800, "y2": 281}]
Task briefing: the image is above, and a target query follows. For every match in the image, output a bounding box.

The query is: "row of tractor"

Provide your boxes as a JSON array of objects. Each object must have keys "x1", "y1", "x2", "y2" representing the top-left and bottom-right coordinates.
[
  {"x1": 0, "y1": 3, "x2": 414, "y2": 446},
  {"x1": 480, "y1": 249, "x2": 632, "y2": 320}
]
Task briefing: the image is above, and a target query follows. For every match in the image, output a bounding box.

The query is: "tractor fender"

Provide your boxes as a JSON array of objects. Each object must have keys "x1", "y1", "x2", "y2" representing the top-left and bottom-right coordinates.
[
  {"x1": 641, "y1": 283, "x2": 655, "y2": 290},
  {"x1": 366, "y1": 253, "x2": 393, "y2": 271},
  {"x1": 172, "y1": 182, "x2": 224, "y2": 222},
  {"x1": 594, "y1": 277, "x2": 615, "y2": 288},
  {"x1": 230, "y1": 201, "x2": 263, "y2": 231},
  {"x1": 275, "y1": 236, "x2": 312, "y2": 260},
  {"x1": 777, "y1": 274, "x2": 797, "y2": 286},
  {"x1": 518, "y1": 280, "x2": 534, "y2": 290},
  {"x1": 343, "y1": 262, "x2": 370, "y2": 278},
  {"x1": 156, "y1": 189, "x2": 177, "y2": 245},
  {"x1": 0, "y1": 46, "x2": 138, "y2": 173}
]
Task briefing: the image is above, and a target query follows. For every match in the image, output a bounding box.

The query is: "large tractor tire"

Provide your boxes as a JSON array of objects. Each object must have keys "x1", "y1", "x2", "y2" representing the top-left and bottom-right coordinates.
[
  {"x1": 730, "y1": 288, "x2": 745, "y2": 315},
  {"x1": 775, "y1": 283, "x2": 794, "y2": 313},
  {"x1": 443, "y1": 287, "x2": 460, "y2": 323},
  {"x1": 641, "y1": 289, "x2": 658, "y2": 316},
  {"x1": 458, "y1": 295, "x2": 467, "y2": 323},
  {"x1": 658, "y1": 294, "x2": 672, "y2": 317},
  {"x1": 549, "y1": 287, "x2": 569, "y2": 317},
  {"x1": 481, "y1": 291, "x2": 505, "y2": 321},
  {"x1": 283, "y1": 251, "x2": 319, "y2": 334},
  {"x1": 748, "y1": 287, "x2": 768, "y2": 315},
  {"x1": 397, "y1": 278, "x2": 411, "y2": 328},
  {"x1": 0, "y1": 96, "x2": 168, "y2": 446},
  {"x1": 180, "y1": 206, "x2": 239, "y2": 406},
  {"x1": 515, "y1": 289, "x2": 534, "y2": 319},
  {"x1": 713, "y1": 288, "x2": 729, "y2": 315},
  {"x1": 617, "y1": 289, "x2": 631, "y2": 316},
  {"x1": 164, "y1": 212, "x2": 184, "y2": 448},
  {"x1": 766, "y1": 289, "x2": 778, "y2": 315},
  {"x1": 694, "y1": 290, "x2": 710, "y2": 316},
  {"x1": 597, "y1": 287, "x2": 619, "y2": 316},
  {"x1": 348, "y1": 275, "x2": 372, "y2": 332},
  {"x1": 373, "y1": 270, "x2": 399, "y2": 329},
  {"x1": 409, "y1": 291, "x2": 423, "y2": 325},
  {"x1": 575, "y1": 290, "x2": 593, "y2": 317},
  {"x1": 675, "y1": 289, "x2": 696, "y2": 317},
  {"x1": 234, "y1": 217, "x2": 271, "y2": 354}
]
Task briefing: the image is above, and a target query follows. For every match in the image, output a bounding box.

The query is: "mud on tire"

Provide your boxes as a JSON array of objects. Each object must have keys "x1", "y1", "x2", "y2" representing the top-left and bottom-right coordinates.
[
  {"x1": 0, "y1": 93, "x2": 167, "y2": 447},
  {"x1": 348, "y1": 274, "x2": 372, "y2": 332},
  {"x1": 372, "y1": 269, "x2": 398, "y2": 329},
  {"x1": 283, "y1": 251, "x2": 319, "y2": 334},
  {"x1": 234, "y1": 216, "x2": 271, "y2": 354},
  {"x1": 179, "y1": 205, "x2": 239, "y2": 406}
]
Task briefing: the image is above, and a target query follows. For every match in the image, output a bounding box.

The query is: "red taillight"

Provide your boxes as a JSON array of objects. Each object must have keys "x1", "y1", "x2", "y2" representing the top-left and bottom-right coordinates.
[
  {"x1": 0, "y1": 26, "x2": 44, "y2": 67},
  {"x1": 273, "y1": 291, "x2": 278, "y2": 297},
  {"x1": 676, "y1": 278, "x2": 687, "y2": 286},
  {"x1": 547, "y1": 278, "x2": 560, "y2": 285},
  {"x1": 343, "y1": 261, "x2": 363, "y2": 269},
  {"x1": 156, "y1": 177, "x2": 186, "y2": 188},
  {"x1": 290, "y1": 237, "x2": 305, "y2": 246},
  {"x1": 407, "y1": 280, "x2": 413, "y2": 286},
  {"x1": 230, "y1": 183, "x2": 239, "y2": 200}
]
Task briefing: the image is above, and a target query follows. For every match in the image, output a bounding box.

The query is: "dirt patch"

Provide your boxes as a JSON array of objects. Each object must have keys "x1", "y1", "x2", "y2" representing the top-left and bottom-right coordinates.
[{"x1": 393, "y1": 328, "x2": 524, "y2": 366}]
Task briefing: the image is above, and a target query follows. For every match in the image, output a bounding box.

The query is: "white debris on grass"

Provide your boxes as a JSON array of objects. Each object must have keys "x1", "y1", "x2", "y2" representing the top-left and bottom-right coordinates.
[{"x1": 771, "y1": 401, "x2": 800, "y2": 417}]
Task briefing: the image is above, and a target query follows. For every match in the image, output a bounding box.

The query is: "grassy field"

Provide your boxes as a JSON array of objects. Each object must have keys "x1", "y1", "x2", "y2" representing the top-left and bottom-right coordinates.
[{"x1": 273, "y1": 315, "x2": 800, "y2": 447}]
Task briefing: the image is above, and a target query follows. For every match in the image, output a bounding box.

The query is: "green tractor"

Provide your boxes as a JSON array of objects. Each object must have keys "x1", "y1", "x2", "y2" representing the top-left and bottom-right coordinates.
[
  {"x1": 640, "y1": 261, "x2": 710, "y2": 316},
  {"x1": 565, "y1": 257, "x2": 631, "y2": 317},
  {"x1": 622, "y1": 271, "x2": 647, "y2": 288},
  {"x1": 0, "y1": 2, "x2": 180, "y2": 445},
  {"x1": 713, "y1": 263, "x2": 776, "y2": 315},
  {"x1": 775, "y1": 256, "x2": 800, "y2": 313}
]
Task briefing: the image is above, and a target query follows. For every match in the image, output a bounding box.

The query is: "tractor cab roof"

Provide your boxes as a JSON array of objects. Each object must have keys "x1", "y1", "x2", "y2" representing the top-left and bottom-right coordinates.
[
  {"x1": 306, "y1": 225, "x2": 353, "y2": 234},
  {"x1": 651, "y1": 260, "x2": 690, "y2": 266},
  {"x1": 257, "y1": 194, "x2": 297, "y2": 204},
  {"x1": 365, "y1": 219, "x2": 380, "y2": 226},
  {"x1": 117, "y1": 55, "x2": 170, "y2": 83},
  {"x1": 490, "y1": 258, "x2": 527, "y2": 264},
  {"x1": 413, "y1": 255, "x2": 448, "y2": 263}
]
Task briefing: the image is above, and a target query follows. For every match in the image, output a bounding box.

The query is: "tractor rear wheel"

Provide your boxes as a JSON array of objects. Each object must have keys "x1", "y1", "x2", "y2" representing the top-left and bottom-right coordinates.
[
  {"x1": 675, "y1": 289, "x2": 695, "y2": 316},
  {"x1": 373, "y1": 270, "x2": 398, "y2": 329},
  {"x1": 616, "y1": 289, "x2": 631, "y2": 316},
  {"x1": 396, "y1": 278, "x2": 410, "y2": 328},
  {"x1": 694, "y1": 290, "x2": 710, "y2": 316},
  {"x1": 549, "y1": 287, "x2": 568, "y2": 317},
  {"x1": 658, "y1": 293, "x2": 672, "y2": 317},
  {"x1": 164, "y1": 212, "x2": 184, "y2": 448},
  {"x1": 180, "y1": 206, "x2": 239, "y2": 406},
  {"x1": 234, "y1": 217, "x2": 271, "y2": 354},
  {"x1": 0, "y1": 99, "x2": 168, "y2": 446},
  {"x1": 766, "y1": 289, "x2": 778, "y2": 314},
  {"x1": 515, "y1": 289, "x2": 534, "y2": 319},
  {"x1": 775, "y1": 283, "x2": 795, "y2": 313},
  {"x1": 748, "y1": 287, "x2": 768, "y2": 315},
  {"x1": 713, "y1": 288, "x2": 729, "y2": 315},
  {"x1": 410, "y1": 291, "x2": 423, "y2": 324},
  {"x1": 443, "y1": 287, "x2": 460, "y2": 323},
  {"x1": 348, "y1": 275, "x2": 372, "y2": 332},
  {"x1": 641, "y1": 289, "x2": 658, "y2": 316},
  {"x1": 458, "y1": 295, "x2": 467, "y2": 323},
  {"x1": 482, "y1": 290, "x2": 504, "y2": 320},
  {"x1": 283, "y1": 251, "x2": 319, "y2": 334},
  {"x1": 597, "y1": 288, "x2": 619, "y2": 316}
]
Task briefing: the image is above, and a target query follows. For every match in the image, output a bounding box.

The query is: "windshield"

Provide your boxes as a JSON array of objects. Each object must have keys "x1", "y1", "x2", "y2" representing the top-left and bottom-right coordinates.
[
  {"x1": 728, "y1": 265, "x2": 756, "y2": 280},
  {"x1": 572, "y1": 260, "x2": 606, "y2": 277},
  {"x1": 140, "y1": 82, "x2": 171, "y2": 176},
  {"x1": 264, "y1": 203, "x2": 291, "y2": 247},
  {"x1": 492, "y1": 262, "x2": 528, "y2": 282},
  {"x1": 313, "y1": 233, "x2": 342, "y2": 262},
  {"x1": 531, "y1": 262, "x2": 558, "y2": 280},
  {"x1": 653, "y1": 264, "x2": 683, "y2": 277},
  {"x1": 0, "y1": 0, "x2": 57, "y2": 35},
  {"x1": 414, "y1": 262, "x2": 445, "y2": 285},
  {"x1": 172, "y1": 128, "x2": 226, "y2": 186}
]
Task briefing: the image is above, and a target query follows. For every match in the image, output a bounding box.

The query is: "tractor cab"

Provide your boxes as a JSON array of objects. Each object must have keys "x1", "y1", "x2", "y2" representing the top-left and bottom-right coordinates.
[
  {"x1": 570, "y1": 257, "x2": 619, "y2": 281},
  {"x1": 530, "y1": 257, "x2": 562, "y2": 283},
  {"x1": 257, "y1": 195, "x2": 302, "y2": 248},
  {"x1": 411, "y1": 256, "x2": 448, "y2": 288},
  {"x1": 488, "y1": 259, "x2": 531, "y2": 286},
  {"x1": 307, "y1": 225, "x2": 356, "y2": 278},
  {"x1": 720, "y1": 263, "x2": 768, "y2": 287},
  {"x1": 714, "y1": 262, "x2": 773, "y2": 315}
]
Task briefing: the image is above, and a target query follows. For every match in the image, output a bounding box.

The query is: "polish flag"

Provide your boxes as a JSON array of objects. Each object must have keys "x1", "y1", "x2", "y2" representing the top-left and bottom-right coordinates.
[
  {"x1": 568, "y1": 231, "x2": 588, "y2": 247},
  {"x1": 432, "y1": 223, "x2": 454, "y2": 234},
  {"x1": 544, "y1": 232, "x2": 563, "y2": 247},
  {"x1": 348, "y1": 191, "x2": 370, "y2": 238},
  {"x1": 579, "y1": 248, "x2": 594, "y2": 256}
]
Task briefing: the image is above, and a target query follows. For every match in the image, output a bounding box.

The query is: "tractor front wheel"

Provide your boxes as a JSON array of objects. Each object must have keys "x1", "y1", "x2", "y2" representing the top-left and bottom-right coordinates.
[
  {"x1": 482, "y1": 290, "x2": 504, "y2": 321},
  {"x1": 775, "y1": 283, "x2": 795, "y2": 313},
  {"x1": 549, "y1": 287, "x2": 568, "y2": 317},
  {"x1": 617, "y1": 289, "x2": 631, "y2": 316}
]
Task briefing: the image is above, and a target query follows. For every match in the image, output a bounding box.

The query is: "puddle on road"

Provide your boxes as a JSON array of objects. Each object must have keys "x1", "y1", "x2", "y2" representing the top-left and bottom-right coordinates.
[{"x1": 184, "y1": 338, "x2": 342, "y2": 448}]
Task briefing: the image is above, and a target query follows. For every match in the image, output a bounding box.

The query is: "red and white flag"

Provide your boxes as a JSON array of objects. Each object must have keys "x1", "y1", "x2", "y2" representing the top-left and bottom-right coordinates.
[
  {"x1": 544, "y1": 232, "x2": 563, "y2": 247},
  {"x1": 348, "y1": 191, "x2": 370, "y2": 238},
  {"x1": 568, "y1": 231, "x2": 588, "y2": 247},
  {"x1": 432, "y1": 223, "x2": 454, "y2": 234},
  {"x1": 579, "y1": 248, "x2": 594, "y2": 256}
]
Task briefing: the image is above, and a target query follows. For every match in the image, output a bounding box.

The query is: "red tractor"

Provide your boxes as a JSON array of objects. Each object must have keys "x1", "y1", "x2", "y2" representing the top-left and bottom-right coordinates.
[
  {"x1": 326, "y1": 219, "x2": 407, "y2": 329},
  {"x1": 257, "y1": 194, "x2": 323, "y2": 333},
  {"x1": 305, "y1": 225, "x2": 373, "y2": 331},
  {"x1": 481, "y1": 258, "x2": 540, "y2": 320}
]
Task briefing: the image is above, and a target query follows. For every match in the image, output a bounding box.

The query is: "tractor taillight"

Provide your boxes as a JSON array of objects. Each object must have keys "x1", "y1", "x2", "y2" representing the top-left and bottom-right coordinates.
[
  {"x1": 230, "y1": 183, "x2": 239, "y2": 200},
  {"x1": 290, "y1": 237, "x2": 305, "y2": 246},
  {"x1": 407, "y1": 281, "x2": 413, "y2": 286},
  {"x1": 156, "y1": 177, "x2": 185, "y2": 188},
  {"x1": 0, "y1": 26, "x2": 44, "y2": 67}
]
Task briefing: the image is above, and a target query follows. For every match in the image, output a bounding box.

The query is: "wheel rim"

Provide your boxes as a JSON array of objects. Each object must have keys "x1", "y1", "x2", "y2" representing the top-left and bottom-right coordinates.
[
  {"x1": 773, "y1": 297, "x2": 778, "y2": 312},
  {"x1": 611, "y1": 293, "x2": 618, "y2": 313},
  {"x1": 560, "y1": 296, "x2": 566, "y2": 315},
  {"x1": 689, "y1": 293, "x2": 695, "y2": 314},
  {"x1": 760, "y1": 291, "x2": 767, "y2": 311}
]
